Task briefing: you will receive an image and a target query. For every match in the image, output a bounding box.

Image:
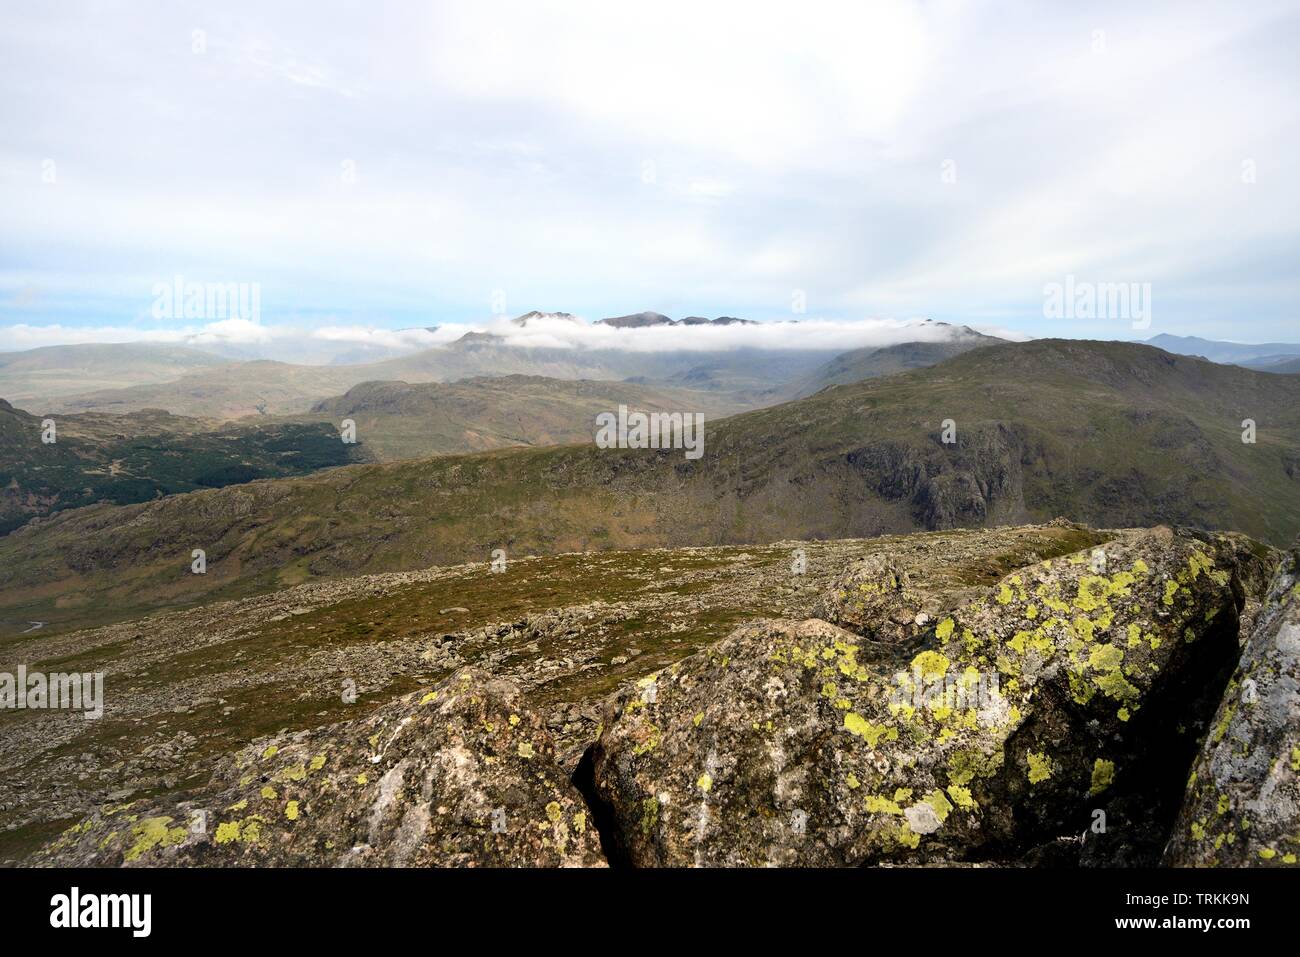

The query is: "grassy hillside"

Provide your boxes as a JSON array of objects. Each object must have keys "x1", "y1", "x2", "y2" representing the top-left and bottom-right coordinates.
[{"x1": 1, "y1": 339, "x2": 1294, "y2": 633}]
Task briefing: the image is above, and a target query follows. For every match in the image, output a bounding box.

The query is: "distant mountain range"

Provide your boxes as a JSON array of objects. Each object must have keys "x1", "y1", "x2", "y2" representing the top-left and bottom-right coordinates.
[
  {"x1": 2, "y1": 313, "x2": 1005, "y2": 418},
  {"x1": 9, "y1": 316, "x2": 987, "y2": 419},
  {"x1": 0, "y1": 323, "x2": 1002, "y2": 532},
  {"x1": 3, "y1": 338, "x2": 1295, "y2": 635},
  {"x1": 1143, "y1": 333, "x2": 1300, "y2": 369},
  {"x1": 1240, "y1": 355, "x2": 1300, "y2": 374},
  {"x1": 595, "y1": 311, "x2": 758, "y2": 328}
]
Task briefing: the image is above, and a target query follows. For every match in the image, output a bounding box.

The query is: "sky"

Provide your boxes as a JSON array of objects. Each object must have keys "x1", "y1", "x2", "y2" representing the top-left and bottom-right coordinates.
[{"x1": 1, "y1": 0, "x2": 1298, "y2": 355}]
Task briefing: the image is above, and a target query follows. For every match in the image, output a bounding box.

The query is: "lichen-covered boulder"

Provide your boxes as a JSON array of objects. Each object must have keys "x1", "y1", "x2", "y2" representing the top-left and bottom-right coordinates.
[
  {"x1": 589, "y1": 528, "x2": 1267, "y2": 866},
  {"x1": 35, "y1": 669, "x2": 604, "y2": 867},
  {"x1": 1164, "y1": 544, "x2": 1300, "y2": 867},
  {"x1": 813, "y1": 554, "x2": 930, "y2": 644}
]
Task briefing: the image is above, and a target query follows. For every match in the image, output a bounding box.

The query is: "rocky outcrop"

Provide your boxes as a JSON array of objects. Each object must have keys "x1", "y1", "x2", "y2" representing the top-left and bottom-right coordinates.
[
  {"x1": 813, "y1": 554, "x2": 932, "y2": 644},
  {"x1": 30, "y1": 524, "x2": 1285, "y2": 869},
  {"x1": 1164, "y1": 543, "x2": 1300, "y2": 867},
  {"x1": 35, "y1": 669, "x2": 604, "y2": 867},
  {"x1": 588, "y1": 528, "x2": 1269, "y2": 866}
]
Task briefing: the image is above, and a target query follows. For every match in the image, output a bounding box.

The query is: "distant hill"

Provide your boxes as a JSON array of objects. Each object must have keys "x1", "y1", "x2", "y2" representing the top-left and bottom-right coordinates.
[
  {"x1": 1143, "y1": 333, "x2": 1300, "y2": 366},
  {"x1": 0, "y1": 343, "x2": 226, "y2": 407},
  {"x1": 0, "y1": 399, "x2": 359, "y2": 535},
  {"x1": 2, "y1": 339, "x2": 1295, "y2": 633},
  {"x1": 784, "y1": 329, "x2": 1002, "y2": 399},
  {"x1": 295, "y1": 375, "x2": 760, "y2": 461},
  {"x1": 1240, "y1": 355, "x2": 1300, "y2": 374},
  {"x1": 43, "y1": 359, "x2": 368, "y2": 419}
]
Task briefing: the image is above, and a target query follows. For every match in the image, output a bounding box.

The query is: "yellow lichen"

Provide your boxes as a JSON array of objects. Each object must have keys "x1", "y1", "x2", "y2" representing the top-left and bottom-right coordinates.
[
  {"x1": 947, "y1": 785, "x2": 975, "y2": 809},
  {"x1": 843, "y1": 711, "x2": 892, "y2": 747},
  {"x1": 1027, "y1": 751, "x2": 1053, "y2": 784},
  {"x1": 123, "y1": 816, "x2": 186, "y2": 862},
  {"x1": 925, "y1": 789, "x2": 954, "y2": 824},
  {"x1": 864, "y1": 794, "x2": 903, "y2": 815},
  {"x1": 911, "y1": 650, "x2": 950, "y2": 678},
  {"x1": 1089, "y1": 759, "x2": 1115, "y2": 796},
  {"x1": 214, "y1": 821, "x2": 241, "y2": 844}
]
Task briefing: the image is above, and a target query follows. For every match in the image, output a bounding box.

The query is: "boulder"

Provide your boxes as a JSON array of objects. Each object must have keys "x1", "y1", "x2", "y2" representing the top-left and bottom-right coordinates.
[
  {"x1": 1164, "y1": 543, "x2": 1300, "y2": 867},
  {"x1": 35, "y1": 669, "x2": 604, "y2": 867},
  {"x1": 813, "y1": 554, "x2": 930, "y2": 644},
  {"x1": 588, "y1": 528, "x2": 1268, "y2": 866}
]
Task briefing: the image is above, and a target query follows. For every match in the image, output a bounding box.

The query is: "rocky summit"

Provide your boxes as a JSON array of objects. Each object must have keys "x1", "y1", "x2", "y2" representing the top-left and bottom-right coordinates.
[
  {"x1": 15, "y1": 522, "x2": 1298, "y2": 868},
  {"x1": 590, "y1": 528, "x2": 1274, "y2": 866}
]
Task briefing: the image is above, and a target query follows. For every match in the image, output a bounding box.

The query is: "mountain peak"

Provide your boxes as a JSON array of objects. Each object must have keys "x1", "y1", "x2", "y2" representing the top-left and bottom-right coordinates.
[
  {"x1": 510, "y1": 311, "x2": 582, "y2": 327},
  {"x1": 595, "y1": 311, "x2": 675, "y2": 328},
  {"x1": 596, "y1": 312, "x2": 757, "y2": 328}
]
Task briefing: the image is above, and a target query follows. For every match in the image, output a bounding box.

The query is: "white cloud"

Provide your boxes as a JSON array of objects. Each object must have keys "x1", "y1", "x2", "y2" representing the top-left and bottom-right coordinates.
[
  {"x1": 468, "y1": 314, "x2": 1003, "y2": 353},
  {"x1": 309, "y1": 325, "x2": 462, "y2": 348},
  {"x1": 186, "y1": 317, "x2": 274, "y2": 345},
  {"x1": 0, "y1": 313, "x2": 1019, "y2": 359},
  {"x1": 0, "y1": 0, "x2": 1297, "y2": 343},
  {"x1": 0, "y1": 318, "x2": 448, "y2": 354}
]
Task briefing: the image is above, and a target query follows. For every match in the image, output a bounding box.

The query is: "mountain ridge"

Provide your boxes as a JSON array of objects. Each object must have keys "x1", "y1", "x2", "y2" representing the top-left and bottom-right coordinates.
[
  {"x1": 1143, "y1": 333, "x2": 1300, "y2": 366},
  {"x1": 1, "y1": 338, "x2": 1295, "y2": 635}
]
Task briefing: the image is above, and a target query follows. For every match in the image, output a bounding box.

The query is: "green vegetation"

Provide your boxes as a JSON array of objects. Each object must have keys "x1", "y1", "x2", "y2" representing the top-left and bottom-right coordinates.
[{"x1": 0, "y1": 399, "x2": 359, "y2": 534}]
